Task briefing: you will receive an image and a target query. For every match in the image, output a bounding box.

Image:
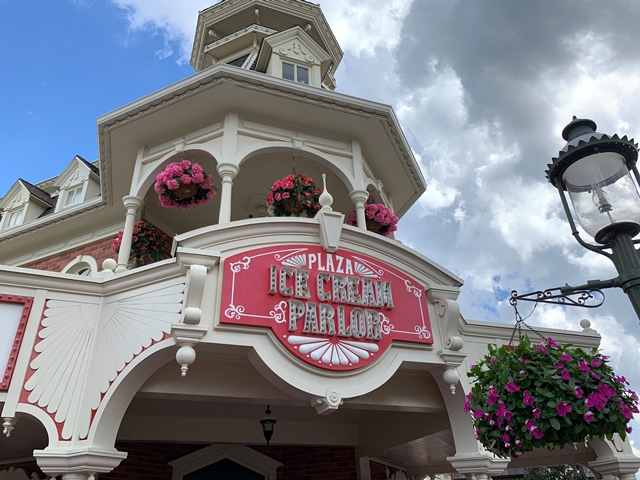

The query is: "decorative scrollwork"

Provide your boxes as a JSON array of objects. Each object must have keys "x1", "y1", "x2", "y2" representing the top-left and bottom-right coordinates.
[
  {"x1": 509, "y1": 287, "x2": 605, "y2": 308},
  {"x1": 224, "y1": 304, "x2": 245, "y2": 319},
  {"x1": 414, "y1": 325, "x2": 432, "y2": 340},
  {"x1": 229, "y1": 257, "x2": 251, "y2": 273},
  {"x1": 405, "y1": 280, "x2": 422, "y2": 297},
  {"x1": 270, "y1": 301, "x2": 288, "y2": 323},
  {"x1": 379, "y1": 313, "x2": 395, "y2": 335}
]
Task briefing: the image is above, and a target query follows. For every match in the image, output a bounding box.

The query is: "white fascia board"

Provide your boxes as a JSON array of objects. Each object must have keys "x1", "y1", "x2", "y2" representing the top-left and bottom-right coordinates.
[
  {"x1": 0, "y1": 196, "x2": 105, "y2": 243},
  {"x1": 97, "y1": 64, "x2": 425, "y2": 206}
]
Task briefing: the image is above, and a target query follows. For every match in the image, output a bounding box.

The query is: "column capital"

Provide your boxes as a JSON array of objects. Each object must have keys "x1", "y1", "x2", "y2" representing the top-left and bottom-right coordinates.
[
  {"x1": 447, "y1": 454, "x2": 510, "y2": 479},
  {"x1": 216, "y1": 162, "x2": 240, "y2": 178},
  {"x1": 34, "y1": 447, "x2": 127, "y2": 479},
  {"x1": 122, "y1": 195, "x2": 143, "y2": 211},
  {"x1": 349, "y1": 189, "x2": 369, "y2": 204},
  {"x1": 589, "y1": 456, "x2": 640, "y2": 479}
]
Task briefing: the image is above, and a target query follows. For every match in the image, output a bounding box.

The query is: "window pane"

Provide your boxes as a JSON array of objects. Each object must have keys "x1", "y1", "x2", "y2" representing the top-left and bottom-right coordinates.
[
  {"x1": 282, "y1": 62, "x2": 295, "y2": 81},
  {"x1": 65, "y1": 186, "x2": 83, "y2": 207},
  {"x1": 297, "y1": 66, "x2": 309, "y2": 85},
  {"x1": 8, "y1": 209, "x2": 23, "y2": 226}
]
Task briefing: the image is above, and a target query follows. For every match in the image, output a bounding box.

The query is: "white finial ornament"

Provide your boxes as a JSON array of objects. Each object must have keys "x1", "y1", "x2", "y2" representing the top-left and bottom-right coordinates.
[{"x1": 318, "y1": 174, "x2": 333, "y2": 212}]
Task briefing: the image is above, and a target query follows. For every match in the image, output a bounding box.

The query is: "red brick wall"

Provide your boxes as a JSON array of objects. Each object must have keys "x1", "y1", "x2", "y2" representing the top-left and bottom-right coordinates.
[
  {"x1": 21, "y1": 236, "x2": 116, "y2": 273},
  {"x1": 98, "y1": 442, "x2": 358, "y2": 480}
]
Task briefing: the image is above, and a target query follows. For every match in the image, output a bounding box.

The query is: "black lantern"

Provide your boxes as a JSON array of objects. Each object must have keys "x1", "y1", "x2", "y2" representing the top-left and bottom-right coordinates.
[
  {"x1": 260, "y1": 405, "x2": 276, "y2": 445},
  {"x1": 544, "y1": 117, "x2": 640, "y2": 320}
]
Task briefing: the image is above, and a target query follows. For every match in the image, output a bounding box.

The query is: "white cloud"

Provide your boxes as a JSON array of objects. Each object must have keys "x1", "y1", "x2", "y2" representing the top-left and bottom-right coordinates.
[{"x1": 109, "y1": 0, "x2": 415, "y2": 63}]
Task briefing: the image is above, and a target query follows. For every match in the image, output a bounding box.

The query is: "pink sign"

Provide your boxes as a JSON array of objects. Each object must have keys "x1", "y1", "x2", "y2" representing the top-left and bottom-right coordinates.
[{"x1": 220, "y1": 245, "x2": 433, "y2": 371}]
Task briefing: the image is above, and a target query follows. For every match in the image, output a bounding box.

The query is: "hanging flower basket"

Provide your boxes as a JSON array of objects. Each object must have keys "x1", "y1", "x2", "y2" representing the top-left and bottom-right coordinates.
[
  {"x1": 112, "y1": 220, "x2": 172, "y2": 268},
  {"x1": 347, "y1": 203, "x2": 398, "y2": 236},
  {"x1": 465, "y1": 335, "x2": 639, "y2": 458},
  {"x1": 267, "y1": 173, "x2": 321, "y2": 218},
  {"x1": 154, "y1": 160, "x2": 216, "y2": 209}
]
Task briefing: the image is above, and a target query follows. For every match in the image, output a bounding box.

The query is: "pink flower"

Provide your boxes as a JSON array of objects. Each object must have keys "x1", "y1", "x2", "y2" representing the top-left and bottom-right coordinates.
[
  {"x1": 487, "y1": 392, "x2": 499, "y2": 405},
  {"x1": 505, "y1": 381, "x2": 520, "y2": 393},
  {"x1": 531, "y1": 427, "x2": 544, "y2": 439},
  {"x1": 598, "y1": 383, "x2": 617, "y2": 399},
  {"x1": 627, "y1": 426, "x2": 633, "y2": 434},
  {"x1": 619, "y1": 401, "x2": 633, "y2": 420},
  {"x1": 562, "y1": 369, "x2": 571, "y2": 381},
  {"x1": 490, "y1": 357, "x2": 498, "y2": 364},
  {"x1": 474, "y1": 428, "x2": 480, "y2": 440},
  {"x1": 519, "y1": 356, "x2": 531, "y2": 364},
  {"x1": 578, "y1": 360, "x2": 590, "y2": 372},
  {"x1": 546, "y1": 337, "x2": 559, "y2": 349},
  {"x1": 591, "y1": 371, "x2": 601, "y2": 380},
  {"x1": 275, "y1": 193, "x2": 281, "y2": 201},
  {"x1": 574, "y1": 385, "x2": 584, "y2": 399},
  {"x1": 523, "y1": 390, "x2": 535, "y2": 406},
  {"x1": 560, "y1": 353, "x2": 573, "y2": 362},
  {"x1": 583, "y1": 411, "x2": 595, "y2": 423},
  {"x1": 532, "y1": 408, "x2": 541, "y2": 419},
  {"x1": 555, "y1": 363, "x2": 565, "y2": 370},
  {"x1": 591, "y1": 358, "x2": 602, "y2": 367},
  {"x1": 585, "y1": 392, "x2": 607, "y2": 411},
  {"x1": 556, "y1": 401, "x2": 572, "y2": 417},
  {"x1": 473, "y1": 409, "x2": 484, "y2": 419},
  {"x1": 464, "y1": 399, "x2": 471, "y2": 413},
  {"x1": 500, "y1": 434, "x2": 511, "y2": 444},
  {"x1": 533, "y1": 344, "x2": 548, "y2": 355}
]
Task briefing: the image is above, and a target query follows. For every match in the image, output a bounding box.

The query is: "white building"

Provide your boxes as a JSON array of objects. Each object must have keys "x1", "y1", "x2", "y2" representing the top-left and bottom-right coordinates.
[{"x1": 0, "y1": 1, "x2": 638, "y2": 479}]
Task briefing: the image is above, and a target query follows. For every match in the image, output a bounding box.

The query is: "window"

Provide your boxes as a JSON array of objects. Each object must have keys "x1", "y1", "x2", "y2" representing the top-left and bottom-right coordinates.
[
  {"x1": 282, "y1": 62, "x2": 309, "y2": 85},
  {"x1": 64, "y1": 185, "x2": 84, "y2": 207},
  {"x1": 7, "y1": 208, "x2": 24, "y2": 228}
]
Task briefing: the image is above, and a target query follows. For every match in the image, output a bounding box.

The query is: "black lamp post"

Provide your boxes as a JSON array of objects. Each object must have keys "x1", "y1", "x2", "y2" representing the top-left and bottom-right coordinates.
[
  {"x1": 260, "y1": 405, "x2": 276, "y2": 446},
  {"x1": 544, "y1": 116, "x2": 640, "y2": 320}
]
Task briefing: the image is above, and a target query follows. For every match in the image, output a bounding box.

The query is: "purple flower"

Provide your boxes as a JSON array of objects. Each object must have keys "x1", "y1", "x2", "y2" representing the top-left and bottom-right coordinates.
[
  {"x1": 627, "y1": 426, "x2": 633, "y2": 434},
  {"x1": 574, "y1": 385, "x2": 584, "y2": 399},
  {"x1": 586, "y1": 392, "x2": 607, "y2": 411},
  {"x1": 555, "y1": 363, "x2": 565, "y2": 370},
  {"x1": 490, "y1": 357, "x2": 498, "y2": 364},
  {"x1": 464, "y1": 399, "x2": 471, "y2": 413},
  {"x1": 531, "y1": 426, "x2": 544, "y2": 439},
  {"x1": 525, "y1": 418, "x2": 534, "y2": 430},
  {"x1": 533, "y1": 344, "x2": 549, "y2": 355},
  {"x1": 515, "y1": 451, "x2": 524, "y2": 456},
  {"x1": 523, "y1": 390, "x2": 535, "y2": 407},
  {"x1": 505, "y1": 381, "x2": 520, "y2": 393},
  {"x1": 547, "y1": 337, "x2": 559, "y2": 349},
  {"x1": 519, "y1": 356, "x2": 531, "y2": 364},
  {"x1": 583, "y1": 410, "x2": 595, "y2": 423},
  {"x1": 578, "y1": 360, "x2": 590, "y2": 372},
  {"x1": 591, "y1": 371, "x2": 601, "y2": 380},
  {"x1": 515, "y1": 438, "x2": 523, "y2": 447},
  {"x1": 500, "y1": 434, "x2": 511, "y2": 444},
  {"x1": 598, "y1": 383, "x2": 617, "y2": 399},
  {"x1": 487, "y1": 392, "x2": 499, "y2": 405},
  {"x1": 556, "y1": 401, "x2": 572, "y2": 417},
  {"x1": 473, "y1": 409, "x2": 484, "y2": 419},
  {"x1": 591, "y1": 358, "x2": 602, "y2": 367},
  {"x1": 532, "y1": 408, "x2": 541, "y2": 419},
  {"x1": 619, "y1": 401, "x2": 633, "y2": 420},
  {"x1": 474, "y1": 428, "x2": 480, "y2": 440},
  {"x1": 560, "y1": 353, "x2": 573, "y2": 362},
  {"x1": 562, "y1": 369, "x2": 571, "y2": 381}
]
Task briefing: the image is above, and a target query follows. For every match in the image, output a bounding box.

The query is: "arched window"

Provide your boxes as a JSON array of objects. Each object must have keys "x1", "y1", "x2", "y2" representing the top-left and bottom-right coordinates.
[{"x1": 62, "y1": 255, "x2": 98, "y2": 277}]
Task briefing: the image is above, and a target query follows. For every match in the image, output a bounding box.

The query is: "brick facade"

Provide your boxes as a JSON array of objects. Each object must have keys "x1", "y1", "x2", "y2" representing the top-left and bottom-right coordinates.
[
  {"x1": 96, "y1": 442, "x2": 359, "y2": 480},
  {"x1": 22, "y1": 236, "x2": 116, "y2": 273}
]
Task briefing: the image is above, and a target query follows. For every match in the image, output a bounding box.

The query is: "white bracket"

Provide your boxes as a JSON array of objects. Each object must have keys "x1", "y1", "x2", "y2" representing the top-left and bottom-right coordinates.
[{"x1": 311, "y1": 388, "x2": 343, "y2": 415}]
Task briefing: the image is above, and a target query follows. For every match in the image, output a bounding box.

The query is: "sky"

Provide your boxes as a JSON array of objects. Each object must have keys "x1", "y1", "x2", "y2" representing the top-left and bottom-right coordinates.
[{"x1": 2, "y1": 0, "x2": 640, "y2": 472}]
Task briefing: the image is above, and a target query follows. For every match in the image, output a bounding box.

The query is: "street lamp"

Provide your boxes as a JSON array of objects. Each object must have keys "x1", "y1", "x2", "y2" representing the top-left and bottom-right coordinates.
[{"x1": 544, "y1": 116, "x2": 640, "y2": 320}]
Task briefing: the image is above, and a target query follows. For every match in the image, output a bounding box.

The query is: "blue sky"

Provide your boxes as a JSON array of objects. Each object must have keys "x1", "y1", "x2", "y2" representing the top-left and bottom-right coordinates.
[{"x1": 2, "y1": 0, "x2": 640, "y2": 470}]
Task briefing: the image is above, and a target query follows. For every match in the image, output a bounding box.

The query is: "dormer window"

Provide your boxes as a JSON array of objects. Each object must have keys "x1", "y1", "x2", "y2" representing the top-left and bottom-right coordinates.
[
  {"x1": 63, "y1": 185, "x2": 84, "y2": 208},
  {"x1": 282, "y1": 62, "x2": 309, "y2": 85},
  {"x1": 7, "y1": 208, "x2": 24, "y2": 228}
]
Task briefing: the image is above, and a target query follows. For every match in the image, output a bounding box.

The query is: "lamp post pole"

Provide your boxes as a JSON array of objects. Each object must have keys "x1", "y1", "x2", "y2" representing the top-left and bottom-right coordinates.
[{"x1": 543, "y1": 117, "x2": 640, "y2": 322}]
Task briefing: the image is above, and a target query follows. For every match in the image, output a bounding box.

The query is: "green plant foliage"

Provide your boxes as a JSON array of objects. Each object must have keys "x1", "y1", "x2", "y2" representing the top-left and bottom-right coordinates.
[
  {"x1": 523, "y1": 465, "x2": 590, "y2": 480},
  {"x1": 112, "y1": 220, "x2": 172, "y2": 267},
  {"x1": 465, "y1": 335, "x2": 638, "y2": 458}
]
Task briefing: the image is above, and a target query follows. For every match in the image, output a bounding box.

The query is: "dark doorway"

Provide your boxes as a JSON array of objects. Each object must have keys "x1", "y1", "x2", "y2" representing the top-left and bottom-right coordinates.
[{"x1": 184, "y1": 458, "x2": 265, "y2": 480}]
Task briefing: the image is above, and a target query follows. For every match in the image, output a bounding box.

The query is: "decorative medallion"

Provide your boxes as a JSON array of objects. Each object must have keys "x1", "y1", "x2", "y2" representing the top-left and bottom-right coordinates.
[{"x1": 220, "y1": 245, "x2": 433, "y2": 371}]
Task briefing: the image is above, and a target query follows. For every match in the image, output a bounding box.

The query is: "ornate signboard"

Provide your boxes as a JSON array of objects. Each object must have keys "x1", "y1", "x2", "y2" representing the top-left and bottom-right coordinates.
[
  {"x1": 0, "y1": 295, "x2": 32, "y2": 391},
  {"x1": 220, "y1": 245, "x2": 433, "y2": 371}
]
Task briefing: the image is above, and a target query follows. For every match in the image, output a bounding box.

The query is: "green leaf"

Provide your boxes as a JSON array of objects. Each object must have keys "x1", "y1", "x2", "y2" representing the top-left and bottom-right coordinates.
[{"x1": 549, "y1": 418, "x2": 561, "y2": 430}]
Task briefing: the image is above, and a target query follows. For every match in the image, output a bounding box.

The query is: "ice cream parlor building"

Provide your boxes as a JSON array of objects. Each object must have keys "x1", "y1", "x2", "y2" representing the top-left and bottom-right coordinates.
[{"x1": 0, "y1": 1, "x2": 639, "y2": 479}]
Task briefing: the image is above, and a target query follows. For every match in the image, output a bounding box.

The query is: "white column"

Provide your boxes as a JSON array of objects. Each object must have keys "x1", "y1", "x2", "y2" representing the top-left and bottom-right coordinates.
[
  {"x1": 349, "y1": 189, "x2": 369, "y2": 230},
  {"x1": 216, "y1": 163, "x2": 239, "y2": 224},
  {"x1": 115, "y1": 195, "x2": 144, "y2": 273},
  {"x1": 35, "y1": 447, "x2": 127, "y2": 480}
]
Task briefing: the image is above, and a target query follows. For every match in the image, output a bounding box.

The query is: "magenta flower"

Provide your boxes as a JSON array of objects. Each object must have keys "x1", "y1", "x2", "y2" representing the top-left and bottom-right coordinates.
[
  {"x1": 546, "y1": 337, "x2": 559, "y2": 349},
  {"x1": 532, "y1": 408, "x2": 541, "y2": 419},
  {"x1": 556, "y1": 401, "x2": 572, "y2": 417},
  {"x1": 555, "y1": 363, "x2": 565, "y2": 370},
  {"x1": 561, "y1": 369, "x2": 571, "y2": 381},
  {"x1": 531, "y1": 427, "x2": 544, "y2": 439},
  {"x1": 598, "y1": 383, "x2": 617, "y2": 399},
  {"x1": 574, "y1": 385, "x2": 584, "y2": 399},
  {"x1": 591, "y1": 371, "x2": 601, "y2": 380},
  {"x1": 505, "y1": 381, "x2": 520, "y2": 393},
  {"x1": 519, "y1": 356, "x2": 531, "y2": 364},
  {"x1": 500, "y1": 434, "x2": 511, "y2": 444},
  {"x1": 591, "y1": 358, "x2": 602, "y2": 367},
  {"x1": 559, "y1": 353, "x2": 573, "y2": 362},
  {"x1": 463, "y1": 399, "x2": 471, "y2": 413},
  {"x1": 533, "y1": 344, "x2": 549, "y2": 355},
  {"x1": 490, "y1": 357, "x2": 498, "y2": 364},
  {"x1": 627, "y1": 426, "x2": 633, "y2": 434},
  {"x1": 583, "y1": 411, "x2": 595, "y2": 423},
  {"x1": 487, "y1": 392, "x2": 499, "y2": 405},
  {"x1": 619, "y1": 401, "x2": 633, "y2": 420},
  {"x1": 473, "y1": 409, "x2": 484, "y2": 419},
  {"x1": 585, "y1": 392, "x2": 607, "y2": 411},
  {"x1": 523, "y1": 390, "x2": 535, "y2": 407},
  {"x1": 578, "y1": 360, "x2": 590, "y2": 372}
]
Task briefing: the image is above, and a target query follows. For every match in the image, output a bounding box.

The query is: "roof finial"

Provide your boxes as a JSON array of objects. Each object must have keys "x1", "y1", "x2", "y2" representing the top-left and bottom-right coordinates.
[{"x1": 318, "y1": 174, "x2": 333, "y2": 211}]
